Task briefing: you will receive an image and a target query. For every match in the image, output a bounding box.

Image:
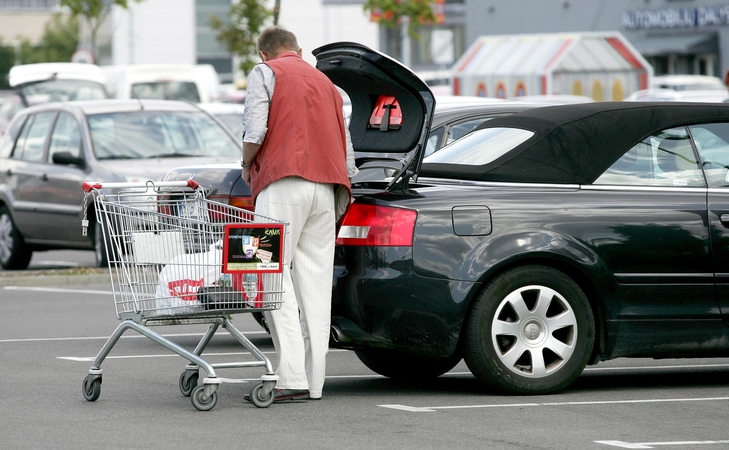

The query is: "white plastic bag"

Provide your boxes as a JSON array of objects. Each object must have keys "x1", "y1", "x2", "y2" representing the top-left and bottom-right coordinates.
[{"x1": 154, "y1": 241, "x2": 223, "y2": 315}]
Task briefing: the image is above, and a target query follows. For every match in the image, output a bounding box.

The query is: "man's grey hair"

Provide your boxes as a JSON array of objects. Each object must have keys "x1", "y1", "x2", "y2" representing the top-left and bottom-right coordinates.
[{"x1": 258, "y1": 26, "x2": 299, "y2": 55}]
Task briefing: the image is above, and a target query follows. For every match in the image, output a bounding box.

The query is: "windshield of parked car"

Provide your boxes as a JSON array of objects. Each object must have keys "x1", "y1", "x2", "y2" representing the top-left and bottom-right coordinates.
[
  {"x1": 19, "y1": 79, "x2": 107, "y2": 105},
  {"x1": 424, "y1": 127, "x2": 534, "y2": 165},
  {"x1": 88, "y1": 111, "x2": 240, "y2": 160},
  {"x1": 131, "y1": 82, "x2": 201, "y2": 102}
]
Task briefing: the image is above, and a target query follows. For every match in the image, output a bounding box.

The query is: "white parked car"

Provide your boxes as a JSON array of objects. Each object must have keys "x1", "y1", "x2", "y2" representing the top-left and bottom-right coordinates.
[
  {"x1": 102, "y1": 64, "x2": 216, "y2": 103},
  {"x1": 625, "y1": 88, "x2": 729, "y2": 103},
  {"x1": 8, "y1": 62, "x2": 109, "y2": 106},
  {"x1": 652, "y1": 74, "x2": 727, "y2": 91}
]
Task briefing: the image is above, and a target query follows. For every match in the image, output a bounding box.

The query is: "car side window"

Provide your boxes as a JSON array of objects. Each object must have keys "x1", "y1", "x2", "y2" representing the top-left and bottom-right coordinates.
[
  {"x1": 14, "y1": 112, "x2": 56, "y2": 162},
  {"x1": 594, "y1": 127, "x2": 704, "y2": 187},
  {"x1": 0, "y1": 115, "x2": 28, "y2": 158},
  {"x1": 689, "y1": 123, "x2": 729, "y2": 187},
  {"x1": 48, "y1": 112, "x2": 82, "y2": 162},
  {"x1": 425, "y1": 126, "x2": 444, "y2": 157},
  {"x1": 445, "y1": 118, "x2": 489, "y2": 146}
]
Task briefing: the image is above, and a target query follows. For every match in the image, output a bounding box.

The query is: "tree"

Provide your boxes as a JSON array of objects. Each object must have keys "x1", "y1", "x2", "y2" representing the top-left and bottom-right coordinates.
[
  {"x1": 209, "y1": 0, "x2": 273, "y2": 76},
  {"x1": 0, "y1": 41, "x2": 15, "y2": 89},
  {"x1": 60, "y1": 0, "x2": 145, "y2": 63},
  {"x1": 17, "y1": 13, "x2": 79, "y2": 65},
  {"x1": 363, "y1": 0, "x2": 436, "y2": 37}
]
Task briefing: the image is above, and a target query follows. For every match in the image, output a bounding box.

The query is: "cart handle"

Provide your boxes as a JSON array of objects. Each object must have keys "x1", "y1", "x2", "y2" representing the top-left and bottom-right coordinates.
[{"x1": 82, "y1": 179, "x2": 200, "y2": 192}]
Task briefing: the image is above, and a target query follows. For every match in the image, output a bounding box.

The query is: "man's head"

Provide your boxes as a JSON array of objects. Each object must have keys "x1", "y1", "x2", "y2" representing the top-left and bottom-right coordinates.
[{"x1": 258, "y1": 26, "x2": 301, "y2": 61}]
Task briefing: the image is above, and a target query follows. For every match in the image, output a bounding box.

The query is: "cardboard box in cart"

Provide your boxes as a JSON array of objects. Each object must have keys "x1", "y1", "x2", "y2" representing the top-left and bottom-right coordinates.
[{"x1": 451, "y1": 31, "x2": 653, "y2": 102}]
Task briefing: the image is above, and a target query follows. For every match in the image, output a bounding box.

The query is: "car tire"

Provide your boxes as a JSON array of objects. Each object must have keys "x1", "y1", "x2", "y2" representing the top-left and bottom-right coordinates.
[
  {"x1": 251, "y1": 312, "x2": 270, "y2": 333},
  {"x1": 464, "y1": 265, "x2": 595, "y2": 395},
  {"x1": 354, "y1": 348, "x2": 462, "y2": 380},
  {"x1": 0, "y1": 206, "x2": 32, "y2": 270},
  {"x1": 93, "y1": 220, "x2": 109, "y2": 268}
]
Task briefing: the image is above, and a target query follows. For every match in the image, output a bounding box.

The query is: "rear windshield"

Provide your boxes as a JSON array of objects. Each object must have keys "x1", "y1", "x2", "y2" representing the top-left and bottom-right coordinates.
[
  {"x1": 19, "y1": 80, "x2": 108, "y2": 105},
  {"x1": 88, "y1": 111, "x2": 240, "y2": 160},
  {"x1": 424, "y1": 127, "x2": 534, "y2": 166},
  {"x1": 131, "y1": 81, "x2": 201, "y2": 102}
]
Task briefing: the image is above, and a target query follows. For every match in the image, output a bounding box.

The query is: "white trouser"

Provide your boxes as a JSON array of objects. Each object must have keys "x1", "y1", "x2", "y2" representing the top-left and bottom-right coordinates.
[{"x1": 256, "y1": 177, "x2": 335, "y2": 398}]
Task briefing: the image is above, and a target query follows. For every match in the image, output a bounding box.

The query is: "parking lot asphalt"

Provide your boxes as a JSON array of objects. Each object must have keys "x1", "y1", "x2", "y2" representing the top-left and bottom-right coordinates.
[
  {"x1": 0, "y1": 267, "x2": 109, "y2": 287},
  {"x1": 4, "y1": 253, "x2": 729, "y2": 448}
]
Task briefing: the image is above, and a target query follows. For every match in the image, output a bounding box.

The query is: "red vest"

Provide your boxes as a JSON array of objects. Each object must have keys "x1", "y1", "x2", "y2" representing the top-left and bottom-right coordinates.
[{"x1": 251, "y1": 53, "x2": 351, "y2": 202}]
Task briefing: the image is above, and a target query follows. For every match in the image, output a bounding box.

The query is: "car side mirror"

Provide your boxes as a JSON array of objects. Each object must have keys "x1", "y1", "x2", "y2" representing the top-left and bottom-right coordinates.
[{"x1": 52, "y1": 151, "x2": 85, "y2": 167}]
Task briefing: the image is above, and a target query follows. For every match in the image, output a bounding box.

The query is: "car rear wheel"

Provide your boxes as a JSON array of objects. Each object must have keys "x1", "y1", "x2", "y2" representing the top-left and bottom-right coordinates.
[
  {"x1": 355, "y1": 348, "x2": 462, "y2": 380},
  {"x1": 465, "y1": 265, "x2": 595, "y2": 395},
  {"x1": 0, "y1": 206, "x2": 32, "y2": 270}
]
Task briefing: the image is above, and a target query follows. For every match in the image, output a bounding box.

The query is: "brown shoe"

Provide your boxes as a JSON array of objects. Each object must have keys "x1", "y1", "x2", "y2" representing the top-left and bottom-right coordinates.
[
  {"x1": 273, "y1": 389, "x2": 310, "y2": 402},
  {"x1": 244, "y1": 389, "x2": 310, "y2": 403}
]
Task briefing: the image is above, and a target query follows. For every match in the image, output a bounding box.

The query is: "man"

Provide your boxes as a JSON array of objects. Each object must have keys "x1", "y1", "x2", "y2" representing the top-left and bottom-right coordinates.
[{"x1": 241, "y1": 26, "x2": 357, "y2": 402}]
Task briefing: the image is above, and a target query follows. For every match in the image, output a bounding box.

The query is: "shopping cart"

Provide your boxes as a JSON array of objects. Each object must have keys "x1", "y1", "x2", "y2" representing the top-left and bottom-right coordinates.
[{"x1": 80, "y1": 180, "x2": 286, "y2": 411}]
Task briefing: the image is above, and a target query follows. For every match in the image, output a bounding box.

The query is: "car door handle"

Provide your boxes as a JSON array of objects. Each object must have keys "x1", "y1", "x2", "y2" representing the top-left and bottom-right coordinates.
[
  {"x1": 41, "y1": 174, "x2": 49, "y2": 182},
  {"x1": 721, "y1": 214, "x2": 729, "y2": 223},
  {"x1": 4, "y1": 169, "x2": 11, "y2": 176}
]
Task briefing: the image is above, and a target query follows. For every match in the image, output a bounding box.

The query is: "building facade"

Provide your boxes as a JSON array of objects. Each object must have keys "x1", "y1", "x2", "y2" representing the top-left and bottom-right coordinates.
[
  {"x1": 0, "y1": 0, "x2": 61, "y2": 46},
  {"x1": 463, "y1": 0, "x2": 729, "y2": 79},
  {"x1": 0, "y1": 0, "x2": 378, "y2": 85},
  {"x1": 110, "y1": 0, "x2": 378, "y2": 83},
  {"x1": 5, "y1": 0, "x2": 729, "y2": 84},
  {"x1": 376, "y1": 0, "x2": 467, "y2": 74}
]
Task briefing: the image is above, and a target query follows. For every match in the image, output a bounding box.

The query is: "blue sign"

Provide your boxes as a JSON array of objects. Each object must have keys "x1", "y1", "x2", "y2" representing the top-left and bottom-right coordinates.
[{"x1": 622, "y1": 5, "x2": 729, "y2": 30}]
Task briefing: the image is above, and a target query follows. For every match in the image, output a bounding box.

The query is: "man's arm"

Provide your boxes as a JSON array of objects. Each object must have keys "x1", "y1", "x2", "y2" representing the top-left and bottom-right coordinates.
[
  {"x1": 241, "y1": 64, "x2": 275, "y2": 186},
  {"x1": 241, "y1": 142, "x2": 261, "y2": 186},
  {"x1": 242, "y1": 142, "x2": 261, "y2": 168}
]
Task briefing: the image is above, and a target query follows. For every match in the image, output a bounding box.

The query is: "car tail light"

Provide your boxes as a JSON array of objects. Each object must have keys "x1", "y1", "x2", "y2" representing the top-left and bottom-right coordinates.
[
  {"x1": 336, "y1": 203, "x2": 416, "y2": 246},
  {"x1": 206, "y1": 195, "x2": 254, "y2": 221},
  {"x1": 228, "y1": 196, "x2": 255, "y2": 212}
]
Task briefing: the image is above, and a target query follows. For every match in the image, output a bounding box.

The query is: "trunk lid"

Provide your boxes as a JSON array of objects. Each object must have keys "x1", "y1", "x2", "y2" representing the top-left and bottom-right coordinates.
[{"x1": 313, "y1": 42, "x2": 435, "y2": 192}]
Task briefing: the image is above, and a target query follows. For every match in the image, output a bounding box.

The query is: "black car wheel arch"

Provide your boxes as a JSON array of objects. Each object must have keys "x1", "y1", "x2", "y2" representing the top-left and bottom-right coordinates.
[
  {"x1": 354, "y1": 348, "x2": 463, "y2": 380},
  {"x1": 464, "y1": 265, "x2": 595, "y2": 395}
]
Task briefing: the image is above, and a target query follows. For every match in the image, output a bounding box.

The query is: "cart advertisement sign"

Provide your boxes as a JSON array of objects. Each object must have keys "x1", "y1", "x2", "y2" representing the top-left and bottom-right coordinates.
[{"x1": 222, "y1": 224, "x2": 284, "y2": 273}]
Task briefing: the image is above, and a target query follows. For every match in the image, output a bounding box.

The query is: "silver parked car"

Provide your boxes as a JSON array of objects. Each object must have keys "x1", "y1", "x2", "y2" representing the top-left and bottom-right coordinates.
[{"x1": 0, "y1": 99, "x2": 242, "y2": 270}]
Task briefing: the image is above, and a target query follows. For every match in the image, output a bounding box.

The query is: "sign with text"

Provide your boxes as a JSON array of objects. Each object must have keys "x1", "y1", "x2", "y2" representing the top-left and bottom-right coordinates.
[
  {"x1": 222, "y1": 224, "x2": 284, "y2": 273},
  {"x1": 623, "y1": 5, "x2": 729, "y2": 30}
]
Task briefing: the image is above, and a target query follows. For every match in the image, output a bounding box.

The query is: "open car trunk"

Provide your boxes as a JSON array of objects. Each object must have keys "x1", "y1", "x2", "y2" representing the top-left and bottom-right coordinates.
[{"x1": 313, "y1": 42, "x2": 435, "y2": 192}]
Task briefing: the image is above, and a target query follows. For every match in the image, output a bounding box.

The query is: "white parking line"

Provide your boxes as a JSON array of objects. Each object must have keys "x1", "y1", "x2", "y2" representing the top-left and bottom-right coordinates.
[
  {"x1": 58, "y1": 351, "x2": 269, "y2": 362},
  {"x1": 57, "y1": 348, "x2": 351, "y2": 362},
  {"x1": 3, "y1": 286, "x2": 113, "y2": 295},
  {"x1": 595, "y1": 439, "x2": 729, "y2": 448},
  {"x1": 0, "y1": 331, "x2": 269, "y2": 344},
  {"x1": 379, "y1": 396, "x2": 729, "y2": 412}
]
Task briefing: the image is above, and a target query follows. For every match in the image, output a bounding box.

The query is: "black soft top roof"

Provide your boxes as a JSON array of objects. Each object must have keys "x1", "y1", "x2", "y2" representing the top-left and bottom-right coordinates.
[{"x1": 421, "y1": 101, "x2": 729, "y2": 184}]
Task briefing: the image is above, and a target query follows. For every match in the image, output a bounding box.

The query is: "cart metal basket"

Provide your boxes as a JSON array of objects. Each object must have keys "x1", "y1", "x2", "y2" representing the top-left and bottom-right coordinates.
[{"x1": 80, "y1": 180, "x2": 286, "y2": 410}]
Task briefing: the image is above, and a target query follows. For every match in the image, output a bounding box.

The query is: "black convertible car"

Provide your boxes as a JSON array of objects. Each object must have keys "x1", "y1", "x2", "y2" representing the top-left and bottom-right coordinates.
[
  {"x1": 161, "y1": 43, "x2": 729, "y2": 395},
  {"x1": 312, "y1": 43, "x2": 729, "y2": 395}
]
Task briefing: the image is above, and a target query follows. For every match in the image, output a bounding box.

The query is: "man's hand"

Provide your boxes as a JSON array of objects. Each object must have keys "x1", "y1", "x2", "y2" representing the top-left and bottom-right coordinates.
[{"x1": 242, "y1": 167, "x2": 252, "y2": 186}]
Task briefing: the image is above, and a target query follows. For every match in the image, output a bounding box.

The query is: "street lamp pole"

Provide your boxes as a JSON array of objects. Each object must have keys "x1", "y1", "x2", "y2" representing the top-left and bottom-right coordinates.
[{"x1": 401, "y1": 15, "x2": 411, "y2": 68}]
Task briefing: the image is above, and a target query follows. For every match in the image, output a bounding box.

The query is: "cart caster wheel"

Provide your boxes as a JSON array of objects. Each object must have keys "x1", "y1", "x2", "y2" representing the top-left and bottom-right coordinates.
[
  {"x1": 250, "y1": 383, "x2": 275, "y2": 408},
  {"x1": 179, "y1": 371, "x2": 199, "y2": 397},
  {"x1": 82, "y1": 376, "x2": 101, "y2": 401},
  {"x1": 191, "y1": 385, "x2": 217, "y2": 411}
]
